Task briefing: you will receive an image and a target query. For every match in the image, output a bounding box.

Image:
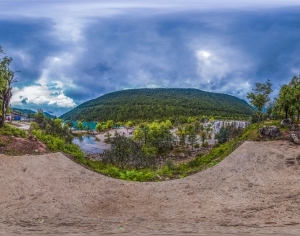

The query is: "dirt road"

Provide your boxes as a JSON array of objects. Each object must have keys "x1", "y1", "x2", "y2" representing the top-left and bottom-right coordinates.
[{"x1": 1, "y1": 140, "x2": 300, "y2": 235}]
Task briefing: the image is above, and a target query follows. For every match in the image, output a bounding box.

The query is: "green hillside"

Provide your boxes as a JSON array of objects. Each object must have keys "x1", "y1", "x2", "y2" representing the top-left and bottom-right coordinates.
[
  {"x1": 12, "y1": 108, "x2": 55, "y2": 119},
  {"x1": 60, "y1": 88, "x2": 254, "y2": 122}
]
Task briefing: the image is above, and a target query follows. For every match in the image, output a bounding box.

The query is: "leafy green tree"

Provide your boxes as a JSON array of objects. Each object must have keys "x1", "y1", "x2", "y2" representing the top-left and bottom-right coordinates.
[
  {"x1": 106, "y1": 120, "x2": 114, "y2": 129},
  {"x1": 200, "y1": 131, "x2": 207, "y2": 146},
  {"x1": 266, "y1": 100, "x2": 276, "y2": 119},
  {"x1": 216, "y1": 127, "x2": 229, "y2": 144},
  {"x1": 33, "y1": 109, "x2": 72, "y2": 143},
  {"x1": 133, "y1": 127, "x2": 144, "y2": 144},
  {"x1": 95, "y1": 123, "x2": 103, "y2": 132},
  {"x1": 164, "y1": 119, "x2": 172, "y2": 129},
  {"x1": 177, "y1": 125, "x2": 186, "y2": 145},
  {"x1": 187, "y1": 116, "x2": 195, "y2": 124},
  {"x1": 126, "y1": 120, "x2": 134, "y2": 127},
  {"x1": 105, "y1": 131, "x2": 111, "y2": 143},
  {"x1": 247, "y1": 79, "x2": 272, "y2": 127},
  {"x1": 34, "y1": 109, "x2": 46, "y2": 127},
  {"x1": 194, "y1": 121, "x2": 201, "y2": 133},
  {"x1": 0, "y1": 46, "x2": 15, "y2": 127},
  {"x1": 116, "y1": 121, "x2": 122, "y2": 128},
  {"x1": 187, "y1": 127, "x2": 197, "y2": 149},
  {"x1": 200, "y1": 115, "x2": 208, "y2": 123},
  {"x1": 185, "y1": 124, "x2": 194, "y2": 134},
  {"x1": 289, "y1": 75, "x2": 300, "y2": 121},
  {"x1": 277, "y1": 84, "x2": 294, "y2": 119},
  {"x1": 77, "y1": 121, "x2": 83, "y2": 130},
  {"x1": 101, "y1": 134, "x2": 156, "y2": 169}
]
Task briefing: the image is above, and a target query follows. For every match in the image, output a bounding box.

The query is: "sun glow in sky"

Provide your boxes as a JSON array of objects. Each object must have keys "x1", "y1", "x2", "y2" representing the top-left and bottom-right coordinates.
[
  {"x1": 197, "y1": 51, "x2": 211, "y2": 59},
  {"x1": 1, "y1": 0, "x2": 300, "y2": 115}
]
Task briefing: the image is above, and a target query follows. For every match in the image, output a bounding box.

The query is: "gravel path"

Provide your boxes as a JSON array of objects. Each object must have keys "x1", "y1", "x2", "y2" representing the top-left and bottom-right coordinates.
[{"x1": 1, "y1": 140, "x2": 300, "y2": 235}]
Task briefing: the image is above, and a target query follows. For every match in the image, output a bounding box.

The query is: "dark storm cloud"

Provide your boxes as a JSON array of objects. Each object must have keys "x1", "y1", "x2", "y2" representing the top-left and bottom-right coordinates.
[
  {"x1": 71, "y1": 9, "x2": 300, "y2": 100},
  {"x1": 1, "y1": 1, "x2": 300, "y2": 115},
  {"x1": 0, "y1": 17, "x2": 66, "y2": 87}
]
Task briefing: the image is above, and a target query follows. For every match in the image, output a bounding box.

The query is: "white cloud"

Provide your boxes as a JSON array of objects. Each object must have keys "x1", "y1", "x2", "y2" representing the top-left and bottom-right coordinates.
[
  {"x1": 196, "y1": 48, "x2": 231, "y2": 82},
  {"x1": 11, "y1": 79, "x2": 76, "y2": 108},
  {"x1": 11, "y1": 53, "x2": 78, "y2": 109}
]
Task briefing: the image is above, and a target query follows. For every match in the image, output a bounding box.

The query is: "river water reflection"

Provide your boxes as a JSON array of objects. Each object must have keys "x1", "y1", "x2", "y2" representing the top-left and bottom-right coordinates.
[{"x1": 72, "y1": 135, "x2": 108, "y2": 154}]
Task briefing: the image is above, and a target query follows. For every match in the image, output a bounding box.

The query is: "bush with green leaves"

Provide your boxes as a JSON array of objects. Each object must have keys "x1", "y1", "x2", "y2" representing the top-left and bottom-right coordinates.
[
  {"x1": 215, "y1": 127, "x2": 229, "y2": 144},
  {"x1": 134, "y1": 121, "x2": 174, "y2": 154},
  {"x1": 31, "y1": 129, "x2": 85, "y2": 162},
  {"x1": 33, "y1": 110, "x2": 72, "y2": 143},
  {"x1": 215, "y1": 125, "x2": 244, "y2": 144},
  {"x1": 101, "y1": 133, "x2": 156, "y2": 169}
]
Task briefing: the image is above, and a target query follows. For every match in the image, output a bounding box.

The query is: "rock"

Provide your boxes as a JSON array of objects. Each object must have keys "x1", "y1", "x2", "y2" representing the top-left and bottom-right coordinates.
[
  {"x1": 28, "y1": 135, "x2": 37, "y2": 141},
  {"x1": 259, "y1": 126, "x2": 280, "y2": 138},
  {"x1": 281, "y1": 118, "x2": 293, "y2": 127},
  {"x1": 290, "y1": 133, "x2": 300, "y2": 144},
  {"x1": 179, "y1": 153, "x2": 186, "y2": 158}
]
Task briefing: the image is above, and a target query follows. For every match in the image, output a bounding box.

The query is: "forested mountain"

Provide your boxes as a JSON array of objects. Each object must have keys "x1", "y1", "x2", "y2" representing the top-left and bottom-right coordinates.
[
  {"x1": 12, "y1": 108, "x2": 54, "y2": 119},
  {"x1": 60, "y1": 88, "x2": 254, "y2": 122}
]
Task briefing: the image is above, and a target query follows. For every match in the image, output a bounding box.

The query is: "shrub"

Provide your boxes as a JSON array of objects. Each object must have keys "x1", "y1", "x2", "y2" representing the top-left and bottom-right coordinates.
[
  {"x1": 202, "y1": 141, "x2": 209, "y2": 148},
  {"x1": 0, "y1": 124, "x2": 26, "y2": 137},
  {"x1": 101, "y1": 134, "x2": 156, "y2": 169},
  {"x1": 165, "y1": 158, "x2": 175, "y2": 170},
  {"x1": 31, "y1": 129, "x2": 85, "y2": 162}
]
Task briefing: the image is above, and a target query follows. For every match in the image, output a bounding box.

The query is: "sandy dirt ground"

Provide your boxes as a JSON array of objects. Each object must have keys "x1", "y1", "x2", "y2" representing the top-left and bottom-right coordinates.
[
  {"x1": 1, "y1": 140, "x2": 300, "y2": 235},
  {"x1": 10, "y1": 121, "x2": 31, "y2": 131}
]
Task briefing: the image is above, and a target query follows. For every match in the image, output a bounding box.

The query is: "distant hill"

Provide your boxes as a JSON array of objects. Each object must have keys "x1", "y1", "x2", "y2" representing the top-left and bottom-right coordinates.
[
  {"x1": 12, "y1": 108, "x2": 55, "y2": 119},
  {"x1": 60, "y1": 88, "x2": 254, "y2": 122}
]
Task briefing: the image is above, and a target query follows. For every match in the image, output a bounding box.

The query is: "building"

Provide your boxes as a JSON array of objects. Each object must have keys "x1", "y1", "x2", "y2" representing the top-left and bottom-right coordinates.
[{"x1": 11, "y1": 111, "x2": 23, "y2": 121}]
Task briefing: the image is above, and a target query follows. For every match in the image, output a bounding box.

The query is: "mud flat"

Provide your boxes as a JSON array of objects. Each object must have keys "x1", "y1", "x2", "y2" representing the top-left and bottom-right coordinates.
[{"x1": 1, "y1": 140, "x2": 300, "y2": 235}]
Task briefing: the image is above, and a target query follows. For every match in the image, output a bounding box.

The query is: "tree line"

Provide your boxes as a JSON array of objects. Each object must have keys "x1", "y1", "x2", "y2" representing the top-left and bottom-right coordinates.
[
  {"x1": 60, "y1": 88, "x2": 254, "y2": 122},
  {"x1": 247, "y1": 75, "x2": 300, "y2": 123}
]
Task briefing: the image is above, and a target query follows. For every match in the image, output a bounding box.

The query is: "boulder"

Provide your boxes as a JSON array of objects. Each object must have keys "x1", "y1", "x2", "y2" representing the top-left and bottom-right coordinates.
[
  {"x1": 281, "y1": 118, "x2": 293, "y2": 127},
  {"x1": 259, "y1": 126, "x2": 280, "y2": 138},
  {"x1": 28, "y1": 135, "x2": 37, "y2": 141},
  {"x1": 290, "y1": 133, "x2": 300, "y2": 144}
]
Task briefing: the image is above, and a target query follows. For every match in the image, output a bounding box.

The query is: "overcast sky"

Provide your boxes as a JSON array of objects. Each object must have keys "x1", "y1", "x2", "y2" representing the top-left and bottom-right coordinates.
[{"x1": 1, "y1": 1, "x2": 300, "y2": 115}]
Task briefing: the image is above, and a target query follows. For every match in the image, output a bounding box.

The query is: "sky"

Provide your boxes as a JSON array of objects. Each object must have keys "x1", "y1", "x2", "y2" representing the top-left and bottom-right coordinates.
[{"x1": 1, "y1": 1, "x2": 300, "y2": 116}]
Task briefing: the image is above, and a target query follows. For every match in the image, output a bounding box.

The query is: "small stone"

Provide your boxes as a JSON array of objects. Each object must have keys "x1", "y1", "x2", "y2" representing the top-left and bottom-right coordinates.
[
  {"x1": 290, "y1": 133, "x2": 300, "y2": 144},
  {"x1": 281, "y1": 118, "x2": 292, "y2": 127}
]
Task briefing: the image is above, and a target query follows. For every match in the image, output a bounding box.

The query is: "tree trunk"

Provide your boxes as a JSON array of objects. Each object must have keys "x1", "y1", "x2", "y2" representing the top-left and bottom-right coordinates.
[{"x1": 0, "y1": 103, "x2": 6, "y2": 127}]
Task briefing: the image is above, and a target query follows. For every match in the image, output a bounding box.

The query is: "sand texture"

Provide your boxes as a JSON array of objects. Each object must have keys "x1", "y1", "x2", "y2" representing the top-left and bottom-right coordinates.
[{"x1": 1, "y1": 140, "x2": 300, "y2": 235}]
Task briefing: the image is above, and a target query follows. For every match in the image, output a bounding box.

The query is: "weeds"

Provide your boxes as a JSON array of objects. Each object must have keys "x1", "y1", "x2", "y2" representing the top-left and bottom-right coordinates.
[
  {"x1": 31, "y1": 129, "x2": 85, "y2": 163},
  {"x1": 0, "y1": 124, "x2": 26, "y2": 137}
]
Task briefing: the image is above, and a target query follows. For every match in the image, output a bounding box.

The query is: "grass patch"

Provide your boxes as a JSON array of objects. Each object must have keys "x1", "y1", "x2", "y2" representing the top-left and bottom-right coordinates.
[
  {"x1": 0, "y1": 124, "x2": 27, "y2": 137},
  {"x1": 86, "y1": 160, "x2": 156, "y2": 181},
  {"x1": 31, "y1": 129, "x2": 85, "y2": 163}
]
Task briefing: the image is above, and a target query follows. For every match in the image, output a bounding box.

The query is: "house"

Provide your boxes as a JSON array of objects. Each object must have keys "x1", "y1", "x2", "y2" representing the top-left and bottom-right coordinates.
[{"x1": 11, "y1": 111, "x2": 23, "y2": 121}]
